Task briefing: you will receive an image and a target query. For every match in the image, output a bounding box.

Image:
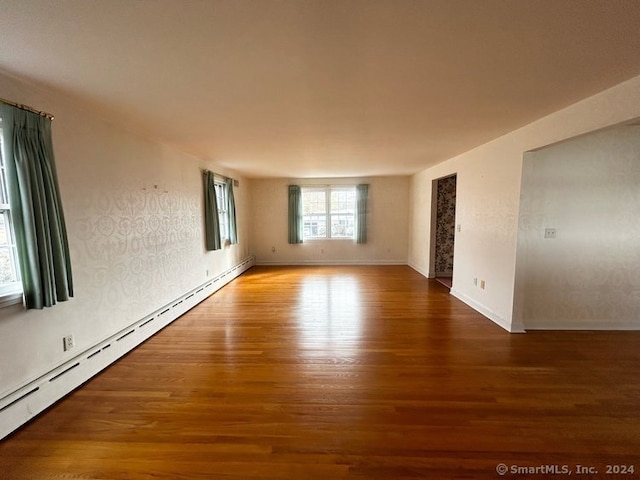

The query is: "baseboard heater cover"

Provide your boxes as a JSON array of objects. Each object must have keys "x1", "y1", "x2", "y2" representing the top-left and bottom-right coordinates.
[{"x1": 0, "y1": 256, "x2": 255, "y2": 440}]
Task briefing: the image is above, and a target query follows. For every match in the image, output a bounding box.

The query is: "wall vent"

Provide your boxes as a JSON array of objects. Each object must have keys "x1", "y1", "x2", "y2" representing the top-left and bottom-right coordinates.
[
  {"x1": 0, "y1": 388, "x2": 39, "y2": 414},
  {"x1": 139, "y1": 317, "x2": 155, "y2": 328},
  {"x1": 49, "y1": 363, "x2": 80, "y2": 382},
  {"x1": 116, "y1": 330, "x2": 135, "y2": 342}
]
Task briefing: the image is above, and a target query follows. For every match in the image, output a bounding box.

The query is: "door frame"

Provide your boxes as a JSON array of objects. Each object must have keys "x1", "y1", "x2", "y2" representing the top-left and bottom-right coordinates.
[{"x1": 429, "y1": 173, "x2": 457, "y2": 283}]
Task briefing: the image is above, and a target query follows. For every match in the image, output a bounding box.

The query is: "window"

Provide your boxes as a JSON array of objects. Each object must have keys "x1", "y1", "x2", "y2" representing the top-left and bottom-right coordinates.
[
  {"x1": 214, "y1": 181, "x2": 229, "y2": 242},
  {"x1": 302, "y1": 188, "x2": 326, "y2": 239},
  {"x1": 302, "y1": 186, "x2": 356, "y2": 240},
  {"x1": 0, "y1": 117, "x2": 23, "y2": 300}
]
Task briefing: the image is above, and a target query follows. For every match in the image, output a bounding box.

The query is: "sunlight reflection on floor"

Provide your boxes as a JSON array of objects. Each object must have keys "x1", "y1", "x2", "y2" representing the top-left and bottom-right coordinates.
[{"x1": 296, "y1": 275, "x2": 363, "y2": 353}]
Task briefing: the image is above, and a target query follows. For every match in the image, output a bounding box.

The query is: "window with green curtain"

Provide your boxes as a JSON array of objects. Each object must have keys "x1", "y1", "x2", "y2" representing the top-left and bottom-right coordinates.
[
  {"x1": 0, "y1": 115, "x2": 23, "y2": 304},
  {"x1": 214, "y1": 180, "x2": 228, "y2": 241},
  {"x1": 203, "y1": 170, "x2": 221, "y2": 251},
  {"x1": 288, "y1": 185, "x2": 303, "y2": 244},
  {"x1": 301, "y1": 186, "x2": 356, "y2": 240},
  {"x1": 355, "y1": 184, "x2": 368, "y2": 244},
  {"x1": 225, "y1": 177, "x2": 238, "y2": 244},
  {"x1": 0, "y1": 103, "x2": 73, "y2": 309}
]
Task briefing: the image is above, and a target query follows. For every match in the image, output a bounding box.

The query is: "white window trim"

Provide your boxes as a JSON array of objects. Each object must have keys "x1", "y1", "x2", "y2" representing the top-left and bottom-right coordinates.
[
  {"x1": 214, "y1": 179, "x2": 229, "y2": 244},
  {"x1": 302, "y1": 185, "x2": 356, "y2": 241},
  {"x1": 0, "y1": 283, "x2": 23, "y2": 307},
  {"x1": 0, "y1": 116, "x2": 24, "y2": 308}
]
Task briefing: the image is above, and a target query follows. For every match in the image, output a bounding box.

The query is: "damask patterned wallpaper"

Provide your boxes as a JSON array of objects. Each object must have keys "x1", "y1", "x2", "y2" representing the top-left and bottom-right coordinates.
[
  {"x1": 0, "y1": 70, "x2": 250, "y2": 398},
  {"x1": 72, "y1": 184, "x2": 202, "y2": 323},
  {"x1": 435, "y1": 175, "x2": 456, "y2": 275}
]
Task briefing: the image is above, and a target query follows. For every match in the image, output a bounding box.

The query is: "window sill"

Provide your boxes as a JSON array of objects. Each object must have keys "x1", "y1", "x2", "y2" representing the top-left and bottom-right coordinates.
[
  {"x1": 0, "y1": 284, "x2": 24, "y2": 308},
  {"x1": 303, "y1": 237, "x2": 355, "y2": 242}
]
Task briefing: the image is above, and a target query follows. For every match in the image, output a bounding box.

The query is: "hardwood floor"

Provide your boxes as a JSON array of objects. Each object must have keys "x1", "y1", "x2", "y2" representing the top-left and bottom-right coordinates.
[{"x1": 1, "y1": 265, "x2": 640, "y2": 479}]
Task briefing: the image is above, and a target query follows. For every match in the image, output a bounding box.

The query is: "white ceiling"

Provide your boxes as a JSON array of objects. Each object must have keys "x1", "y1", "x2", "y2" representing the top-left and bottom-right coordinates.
[{"x1": 1, "y1": 0, "x2": 639, "y2": 178}]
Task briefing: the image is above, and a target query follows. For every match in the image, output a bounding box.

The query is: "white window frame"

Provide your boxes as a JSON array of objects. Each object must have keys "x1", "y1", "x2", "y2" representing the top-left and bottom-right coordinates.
[
  {"x1": 302, "y1": 185, "x2": 356, "y2": 241},
  {"x1": 214, "y1": 180, "x2": 229, "y2": 243},
  {"x1": 0, "y1": 117, "x2": 24, "y2": 307}
]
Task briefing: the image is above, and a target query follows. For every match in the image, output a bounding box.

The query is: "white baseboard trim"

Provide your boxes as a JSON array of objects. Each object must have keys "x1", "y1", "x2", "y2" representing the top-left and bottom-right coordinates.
[
  {"x1": 525, "y1": 321, "x2": 640, "y2": 330},
  {"x1": 255, "y1": 260, "x2": 407, "y2": 266},
  {"x1": 0, "y1": 256, "x2": 255, "y2": 440},
  {"x1": 407, "y1": 262, "x2": 434, "y2": 278},
  {"x1": 449, "y1": 288, "x2": 525, "y2": 333}
]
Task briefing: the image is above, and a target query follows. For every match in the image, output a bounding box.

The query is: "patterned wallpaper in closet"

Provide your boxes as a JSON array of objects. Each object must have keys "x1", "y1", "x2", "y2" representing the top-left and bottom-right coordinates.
[{"x1": 435, "y1": 175, "x2": 456, "y2": 275}]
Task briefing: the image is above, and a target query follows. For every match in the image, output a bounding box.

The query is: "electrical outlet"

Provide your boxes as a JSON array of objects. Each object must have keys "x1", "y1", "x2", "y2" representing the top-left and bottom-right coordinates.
[
  {"x1": 480, "y1": 280, "x2": 486, "y2": 290},
  {"x1": 63, "y1": 335, "x2": 75, "y2": 352},
  {"x1": 544, "y1": 228, "x2": 557, "y2": 239},
  {"x1": 473, "y1": 277, "x2": 478, "y2": 286}
]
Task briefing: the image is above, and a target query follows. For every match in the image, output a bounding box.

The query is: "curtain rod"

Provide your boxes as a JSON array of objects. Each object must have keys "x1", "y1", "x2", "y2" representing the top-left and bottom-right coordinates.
[
  {"x1": 0, "y1": 97, "x2": 55, "y2": 120},
  {"x1": 202, "y1": 169, "x2": 234, "y2": 183}
]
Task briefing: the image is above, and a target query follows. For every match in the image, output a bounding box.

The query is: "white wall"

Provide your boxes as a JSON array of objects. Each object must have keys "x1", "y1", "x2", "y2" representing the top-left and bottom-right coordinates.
[
  {"x1": 514, "y1": 125, "x2": 640, "y2": 329},
  {"x1": 409, "y1": 74, "x2": 640, "y2": 332},
  {"x1": 251, "y1": 176, "x2": 409, "y2": 265},
  {"x1": 0, "y1": 71, "x2": 252, "y2": 398}
]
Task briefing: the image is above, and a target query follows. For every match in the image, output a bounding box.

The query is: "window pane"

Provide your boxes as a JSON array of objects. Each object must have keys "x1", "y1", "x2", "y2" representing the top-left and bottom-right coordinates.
[
  {"x1": 0, "y1": 213, "x2": 18, "y2": 284},
  {"x1": 330, "y1": 188, "x2": 355, "y2": 214},
  {"x1": 330, "y1": 188, "x2": 355, "y2": 238},
  {"x1": 0, "y1": 213, "x2": 6, "y2": 245},
  {"x1": 302, "y1": 189, "x2": 327, "y2": 238},
  {"x1": 214, "y1": 183, "x2": 229, "y2": 241},
  {"x1": 302, "y1": 187, "x2": 356, "y2": 239},
  {"x1": 0, "y1": 120, "x2": 20, "y2": 287},
  {"x1": 303, "y1": 215, "x2": 326, "y2": 238},
  {"x1": 214, "y1": 183, "x2": 227, "y2": 209},
  {"x1": 0, "y1": 247, "x2": 15, "y2": 284},
  {"x1": 303, "y1": 189, "x2": 326, "y2": 215},
  {"x1": 330, "y1": 214, "x2": 355, "y2": 238}
]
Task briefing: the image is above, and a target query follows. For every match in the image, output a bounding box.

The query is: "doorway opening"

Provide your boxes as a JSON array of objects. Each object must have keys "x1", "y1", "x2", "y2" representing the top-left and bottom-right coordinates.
[{"x1": 429, "y1": 174, "x2": 457, "y2": 289}]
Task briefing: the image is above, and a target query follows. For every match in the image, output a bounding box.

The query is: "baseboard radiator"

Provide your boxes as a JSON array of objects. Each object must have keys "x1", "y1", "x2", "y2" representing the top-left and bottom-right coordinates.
[{"x1": 0, "y1": 256, "x2": 255, "y2": 440}]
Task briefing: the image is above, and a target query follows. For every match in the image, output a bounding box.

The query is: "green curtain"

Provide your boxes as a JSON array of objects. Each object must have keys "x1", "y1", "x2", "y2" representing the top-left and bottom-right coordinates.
[
  {"x1": 356, "y1": 184, "x2": 368, "y2": 244},
  {"x1": 288, "y1": 185, "x2": 303, "y2": 244},
  {"x1": 225, "y1": 177, "x2": 238, "y2": 245},
  {"x1": 203, "y1": 170, "x2": 221, "y2": 251},
  {"x1": 0, "y1": 104, "x2": 73, "y2": 309}
]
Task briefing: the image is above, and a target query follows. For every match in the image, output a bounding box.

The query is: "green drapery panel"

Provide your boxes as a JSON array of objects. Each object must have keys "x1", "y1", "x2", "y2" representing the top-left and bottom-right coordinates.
[
  {"x1": 0, "y1": 104, "x2": 73, "y2": 309},
  {"x1": 356, "y1": 184, "x2": 368, "y2": 244},
  {"x1": 203, "y1": 170, "x2": 221, "y2": 251},
  {"x1": 288, "y1": 185, "x2": 303, "y2": 244},
  {"x1": 225, "y1": 177, "x2": 238, "y2": 245}
]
